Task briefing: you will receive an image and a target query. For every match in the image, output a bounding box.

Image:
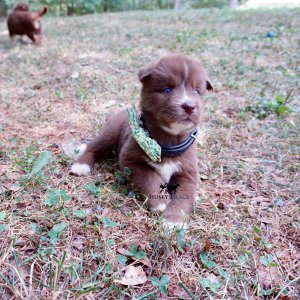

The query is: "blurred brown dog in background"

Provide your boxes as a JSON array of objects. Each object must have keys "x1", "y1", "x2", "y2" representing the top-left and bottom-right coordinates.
[{"x1": 7, "y1": 2, "x2": 48, "y2": 44}]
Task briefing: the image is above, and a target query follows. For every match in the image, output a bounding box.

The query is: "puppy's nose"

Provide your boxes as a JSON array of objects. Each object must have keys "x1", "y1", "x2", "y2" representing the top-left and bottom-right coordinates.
[{"x1": 182, "y1": 103, "x2": 196, "y2": 115}]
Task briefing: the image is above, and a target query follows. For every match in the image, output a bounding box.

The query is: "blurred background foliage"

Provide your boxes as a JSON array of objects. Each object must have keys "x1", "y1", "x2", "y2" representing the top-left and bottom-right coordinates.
[{"x1": 0, "y1": 0, "x2": 234, "y2": 16}]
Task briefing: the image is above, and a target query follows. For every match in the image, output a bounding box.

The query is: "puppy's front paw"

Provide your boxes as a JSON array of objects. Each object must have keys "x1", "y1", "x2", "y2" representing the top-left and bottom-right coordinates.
[
  {"x1": 70, "y1": 163, "x2": 91, "y2": 176},
  {"x1": 150, "y1": 202, "x2": 167, "y2": 212},
  {"x1": 162, "y1": 208, "x2": 190, "y2": 230},
  {"x1": 162, "y1": 218, "x2": 189, "y2": 230},
  {"x1": 149, "y1": 197, "x2": 172, "y2": 213}
]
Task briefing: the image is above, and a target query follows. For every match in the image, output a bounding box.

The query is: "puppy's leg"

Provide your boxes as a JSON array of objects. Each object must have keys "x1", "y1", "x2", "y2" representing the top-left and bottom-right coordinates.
[
  {"x1": 33, "y1": 34, "x2": 41, "y2": 45},
  {"x1": 125, "y1": 163, "x2": 171, "y2": 212},
  {"x1": 71, "y1": 111, "x2": 126, "y2": 176},
  {"x1": 26, "y1": 32, "x2": 36, "y2": 43},
  {"x1": 163, "y1": 172, "x2": 198, "y2": 229}
]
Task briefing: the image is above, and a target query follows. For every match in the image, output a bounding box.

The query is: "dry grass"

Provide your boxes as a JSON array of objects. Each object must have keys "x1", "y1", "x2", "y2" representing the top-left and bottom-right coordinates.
[{"x1": 0, "y1": 7, "x2": 299, "y2": 300}]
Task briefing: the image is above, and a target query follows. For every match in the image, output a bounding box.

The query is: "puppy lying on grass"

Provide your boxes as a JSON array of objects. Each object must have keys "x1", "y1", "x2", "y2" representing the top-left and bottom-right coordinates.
[
  {"x1": 7, "y1": 2, "x2": 48, "y2": 45},
  {"x1": 71, "y1": 54, "x2": 213, "y2": 229}
]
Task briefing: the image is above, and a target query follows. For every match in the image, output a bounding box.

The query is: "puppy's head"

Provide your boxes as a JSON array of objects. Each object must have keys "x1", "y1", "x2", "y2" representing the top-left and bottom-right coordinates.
[
  {"x1": 139, "y1": 54, "x2": 213, "y2": 135},
  {"x1": 13, "y1": 2, "x2": 29, "y2": 12}
]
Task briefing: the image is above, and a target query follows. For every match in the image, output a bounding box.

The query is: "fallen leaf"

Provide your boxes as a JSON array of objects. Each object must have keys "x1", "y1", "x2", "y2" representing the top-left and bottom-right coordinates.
[
  {"x1": 114, "y1": 265, "x2": 147, "y2": 286},
  {"x1": 102, "y1": 100, "x2": 116, "y2": 109},
  {"x1": 204, "y1": 240, "x2": 212, "y2": 252},
  {"x1": 137, "y1": 256, "x2": 151, "y2": 268},
  {"x1": 9, "y1": 182, "x2": 22, "y2": 192},
  {"x1": 273, "y1": 198, "x2": 285, "y2": 207},
  {"x1": 257, "y1": 267, "x2": 277, "y2": 288},
  {"x1": 100, "y1": 207, "x2": 112, "y2": 218},
  {"x1": 104, "y1": 173, "x2": 113, "y2": 180},
  {"x1": 239, "y1": 157, "x2": 261, "y2": 164},
  {"x1": 71, "y1": 238, "x2": 86, "y2": 250},
  {"x1": 0, "y1": 186, "x2": 6, "y2": 194},
  {"x1": 271, "y1": 174, "x2": 288, "y2": 186},
  {"x1": 260, "y1": 218, "x2": 273, "y2": 224},
  {"x1": 224, "y1": 108, "x2": 238, "y2": 118},
  {"x1": 262, "y1": 165, "x2": 276, "y2": 174},
  {"x1": 200, "y1": 174, "x2": 209, "y2": 180},
  {"x1": 250, "y1": 196, "x2": 272, "y2": 208},
  {"x1": 206, "y1": 273, "x2": 219, "y2": 284},
  {"x1": 117, "y1": 248, "x2": 127, "y2": 255}
]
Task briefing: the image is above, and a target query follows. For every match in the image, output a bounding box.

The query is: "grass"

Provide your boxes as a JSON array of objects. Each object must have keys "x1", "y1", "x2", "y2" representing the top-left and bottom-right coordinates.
[{"x1": 0, "y1": 7, "x2": 300, "y2": 299}]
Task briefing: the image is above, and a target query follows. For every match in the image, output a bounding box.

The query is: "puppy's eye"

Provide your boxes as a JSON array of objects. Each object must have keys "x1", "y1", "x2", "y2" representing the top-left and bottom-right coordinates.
[
  {"x1": 162, "y1": 87, "x2": 172, "y2": 95},
  {"x1": 194, "y1": 89, "x2": 203, "y2": 96}
]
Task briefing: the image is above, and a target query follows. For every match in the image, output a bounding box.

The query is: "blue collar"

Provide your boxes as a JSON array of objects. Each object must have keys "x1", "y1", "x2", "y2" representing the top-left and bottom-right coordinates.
[{"x1": 138, "y1": 114, "x2": 198, "y2": 157}]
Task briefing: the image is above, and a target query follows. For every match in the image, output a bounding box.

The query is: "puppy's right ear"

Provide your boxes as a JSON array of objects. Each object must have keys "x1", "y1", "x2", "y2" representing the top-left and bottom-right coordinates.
[{"x1": 138, "y1": 64, "x2": 154, "y2": 83}]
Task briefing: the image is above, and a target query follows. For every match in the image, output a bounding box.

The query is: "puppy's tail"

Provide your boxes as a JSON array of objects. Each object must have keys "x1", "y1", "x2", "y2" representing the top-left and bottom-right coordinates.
[{"x1": 37, "y1": 6, "x2": 48, "y2": 17}]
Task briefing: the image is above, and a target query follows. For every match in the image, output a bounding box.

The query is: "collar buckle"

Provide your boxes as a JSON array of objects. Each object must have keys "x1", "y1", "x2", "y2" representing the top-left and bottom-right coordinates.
[{"x1": 190, "y1": 131, "x2": 197, "y2": 139}]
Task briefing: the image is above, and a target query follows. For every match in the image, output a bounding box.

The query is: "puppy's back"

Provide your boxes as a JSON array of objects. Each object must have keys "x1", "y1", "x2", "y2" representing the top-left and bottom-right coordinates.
[{"x1": 7, "y1": 11, "x2": 35, "y2": 36}]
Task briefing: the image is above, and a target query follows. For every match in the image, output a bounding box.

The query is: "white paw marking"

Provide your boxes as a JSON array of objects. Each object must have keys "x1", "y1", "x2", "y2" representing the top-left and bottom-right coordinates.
[
  {"x1": 152, "y1": 203, "x2": 167, "y2": 212},
  {"x1": 148, "y1": 161, "x2": 181, "y2": 183},
  {"x1": 162, "y1": 219, "x2": 189, "y2": 230},
  {"x1": 71, "y1": 163, "x2": 91, "y2": 176}
]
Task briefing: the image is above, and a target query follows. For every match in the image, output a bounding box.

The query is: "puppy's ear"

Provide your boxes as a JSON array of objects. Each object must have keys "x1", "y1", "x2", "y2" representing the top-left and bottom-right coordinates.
[
  {"x1": 138, "y1": 64, "x2": 154, "y2": 83},
  {"x1": 206, "y1": 79, "x2": 213, "y2": 91}
]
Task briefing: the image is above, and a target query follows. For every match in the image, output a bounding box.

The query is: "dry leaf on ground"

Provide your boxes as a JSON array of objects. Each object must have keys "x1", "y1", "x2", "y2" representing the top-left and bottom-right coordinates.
[
  {"x1": 250, "y1": 196, "x2": 272, "y2": 208},
  {"x1": 257, "y1": 267, "x2": 278, "y2": 288},
  {"x1": 271, "y1": 173, "x2": 289, "y2": 186},
  {"x1": 71, "y1": 238, "x2": 87, "y2": 250},
  {"x1": 114, "y1": 265, "x2": 147, "y2": 286}
]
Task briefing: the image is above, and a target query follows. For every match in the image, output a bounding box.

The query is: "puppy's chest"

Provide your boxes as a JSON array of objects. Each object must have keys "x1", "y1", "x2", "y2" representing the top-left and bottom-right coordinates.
[{"x1": 148, "y1": 160, "x2": 182, "y2": 183}]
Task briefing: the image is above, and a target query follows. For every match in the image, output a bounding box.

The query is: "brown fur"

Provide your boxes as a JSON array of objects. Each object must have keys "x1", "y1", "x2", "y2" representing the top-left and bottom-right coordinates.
[
  {"x1": 7, "y1": 3, "x2": 48, "y2": 44},
  {"x1": 72, "y1": 54, "x2": 213, "y2": 227},
  {"x1": 13, "y1": 2, "x2": 29, "y2": 12}
]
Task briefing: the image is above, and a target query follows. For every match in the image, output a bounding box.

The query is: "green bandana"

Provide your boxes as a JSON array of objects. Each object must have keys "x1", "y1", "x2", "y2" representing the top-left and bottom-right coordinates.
[{"x1": 127, "y1": 106, "x2": 161, "y2": 162}]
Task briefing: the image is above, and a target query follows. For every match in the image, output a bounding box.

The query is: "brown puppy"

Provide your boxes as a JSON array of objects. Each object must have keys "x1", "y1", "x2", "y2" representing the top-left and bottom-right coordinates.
[
  {"x1": 71, "y1": 54, "x2": 213, "y2": 228},
  {"x1": 7, "y1": 2, "x2": 48, "y2": 44}
]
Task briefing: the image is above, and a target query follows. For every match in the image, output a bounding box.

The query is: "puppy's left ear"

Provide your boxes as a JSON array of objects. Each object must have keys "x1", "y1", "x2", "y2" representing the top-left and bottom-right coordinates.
[
  {"x1": 206, "y1": 79, "x2": 213, "y2": 91},
  {"x1": 138, "y1": 64, "x2": 154, "y2": 83}
]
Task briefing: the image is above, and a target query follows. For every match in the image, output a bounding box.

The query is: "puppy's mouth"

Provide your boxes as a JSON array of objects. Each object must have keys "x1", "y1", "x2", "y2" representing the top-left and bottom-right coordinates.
[
  {"x1": 160, "y1": 119, "x2": 195, "y2": 136},
  {"x1": 182, "y1": 116, "x2": 194, "y2": 122},
  {"x1": 180, "y1": 119, "x2": 195, "y2": 127},
  {"x1": 162, "y1": 111, "x2": 198, "y2": 123},
  {"x1": 179, "y1": 113, "x2": 199, "y2": 124},
  {"x1": 156, "y1": 108, "x2": 201, "y2": 135}
]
